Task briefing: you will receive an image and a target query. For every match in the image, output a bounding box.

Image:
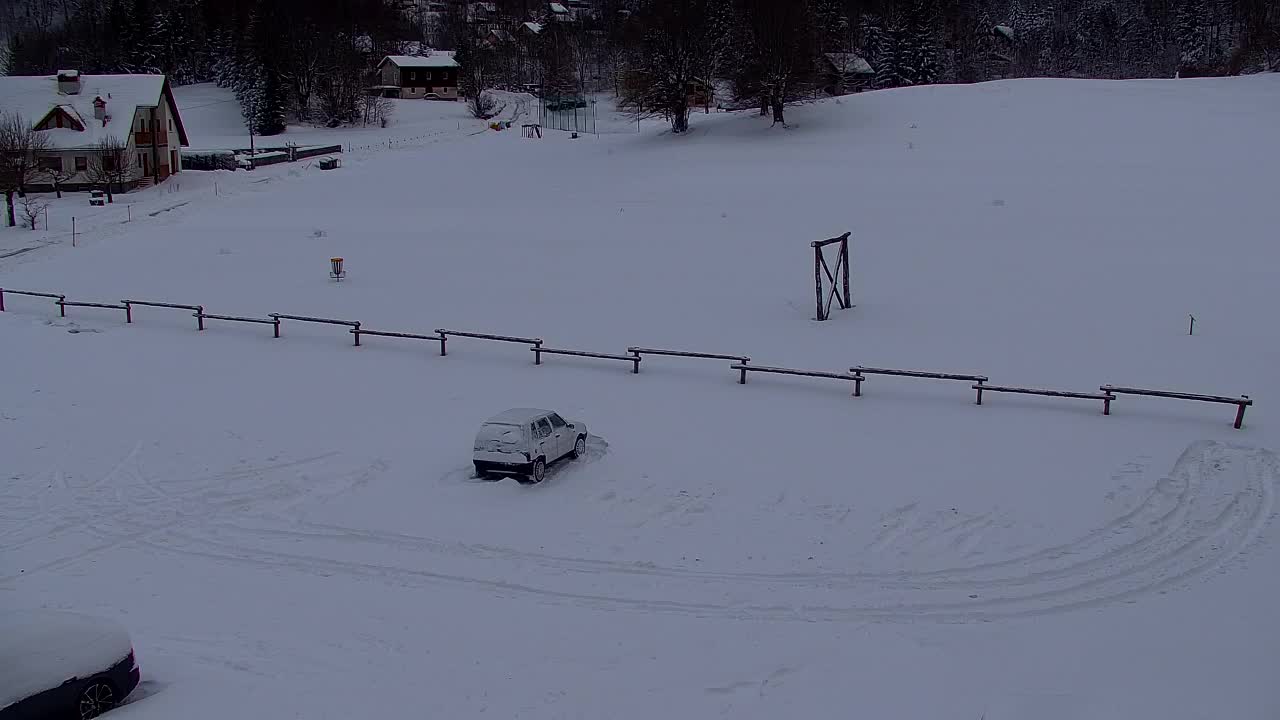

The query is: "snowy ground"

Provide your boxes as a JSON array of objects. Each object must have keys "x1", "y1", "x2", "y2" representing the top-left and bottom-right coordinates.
[{"x1": 3, "y1": 75, "x2": 1280, "y2": 719}]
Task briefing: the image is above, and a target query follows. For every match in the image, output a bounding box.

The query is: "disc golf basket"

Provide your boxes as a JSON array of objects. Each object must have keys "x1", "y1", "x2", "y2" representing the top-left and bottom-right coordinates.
[
  {"x1": 330, "y1": 257, "x2": 346, "y2": 281},
  {"x1": 812, "y1": 232, "x2": 852, "y2": 321}
]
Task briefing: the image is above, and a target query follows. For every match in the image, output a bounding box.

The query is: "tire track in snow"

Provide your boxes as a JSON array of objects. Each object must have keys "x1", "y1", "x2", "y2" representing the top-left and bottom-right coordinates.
[{"x1": 99, "y1": 441, "x2": 1277, "y2": 622}]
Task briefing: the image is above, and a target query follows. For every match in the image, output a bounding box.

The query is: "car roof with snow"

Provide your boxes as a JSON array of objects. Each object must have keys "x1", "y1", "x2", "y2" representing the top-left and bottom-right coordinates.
[
  {"x1": 484, "y1": 408, "x2": 552, "y2": 425},
  {"x1": 0, "y1": 610, "x2": 132, "y2": 709}
]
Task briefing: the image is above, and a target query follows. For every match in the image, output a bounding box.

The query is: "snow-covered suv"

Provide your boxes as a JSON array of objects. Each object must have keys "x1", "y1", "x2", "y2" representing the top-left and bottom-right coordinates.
[{"x1": 473, "y1": 408, "x2": 588, "y2": 484}]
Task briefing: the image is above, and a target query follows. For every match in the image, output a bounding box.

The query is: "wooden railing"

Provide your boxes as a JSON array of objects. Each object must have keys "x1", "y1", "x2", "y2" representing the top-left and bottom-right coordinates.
[{"x1": 0, "y1": 287, "x2": 1258, "y2": 429}]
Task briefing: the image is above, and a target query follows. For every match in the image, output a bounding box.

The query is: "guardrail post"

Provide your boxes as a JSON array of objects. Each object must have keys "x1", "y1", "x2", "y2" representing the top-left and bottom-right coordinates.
[
  {"x1": 1234, "y1": 397, "x2": 1249, "y2": 429},
  {"x1": 352, "y1": 322, "x2": 361, "y2": 346},
  {"x1": 738, "y1": 361, "x2": 748, "y2": 385},
  {"x1": 0, "y1": 289, "x2": 5, "y2": 312},
  {"x1": 196, "y1": 305, "x2": 205, "y2": 331},
  {"x1": 974, "y1": 379, "x2": 985, "y2": 405},
  {"x1": 1103, "y1": 392, "x2": 1113, "y2": 415},
  {"x1": 853, "y1": 371, "x2": 863, "y2": 397},
  {"x1": 58, "y1": 295, "x2": 66, "y2": 317},
  {"x1": 124, "y1": 302, "x2": 133, "y2": 324},
  {"x1": 437, "y1": 332, "x2": 447, "y2": 356},
  {"x1": 630, "y1": 354, "x2": 640, "y2": 374},
  {"x1": 533, "y1": 344, "x2": 542, "y2": 365},
  {"x1": 273, "y1": 317, "x2": 281, "y2": 338}
]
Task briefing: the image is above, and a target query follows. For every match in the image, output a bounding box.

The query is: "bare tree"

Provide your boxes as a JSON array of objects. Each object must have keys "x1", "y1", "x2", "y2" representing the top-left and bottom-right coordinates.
[
  {"x1": 730, "y1": 0, "x2": 820, "y2": 126},
  {"x1": 86, "y1": 137, "x2": 130, "y2": 203},
  {"x1": 19, "y1": 195, "x2": 47, "y2": 230},
  {"x1": 41, "y1": 161, "x2": 74, "y2": 199},
  {"x1": 0, "y1": 112, "x2": 51, "y2": 227},
  {"x1": 618, "y1": 0, "x2": 727, "y2": 133},
  {"x1": 450, "y1": 5, "x2": 501, "y2": 119},
  {"x1": 358, "y1": 93, "x2": 396, "y2": 128}
]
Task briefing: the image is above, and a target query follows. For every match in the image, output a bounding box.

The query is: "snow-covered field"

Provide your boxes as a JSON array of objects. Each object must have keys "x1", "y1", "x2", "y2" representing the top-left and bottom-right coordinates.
[{"x1": 3, "y1": 75, "x2": 1279, "y2": 719}]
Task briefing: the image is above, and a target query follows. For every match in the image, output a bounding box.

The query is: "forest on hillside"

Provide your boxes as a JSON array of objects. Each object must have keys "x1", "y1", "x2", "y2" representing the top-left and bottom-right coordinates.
[{"x1": 3, "y1": 0, "x2": 1276, "y2": 134}]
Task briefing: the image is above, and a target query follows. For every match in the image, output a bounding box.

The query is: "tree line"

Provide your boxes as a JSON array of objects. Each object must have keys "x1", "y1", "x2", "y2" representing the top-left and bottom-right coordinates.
[
  {"x1": 4, "y1": 0, "x2": 1278, "y2": 136},
  {"x1": 3, "y1": 0, "x2": 413, "y2": 134}
]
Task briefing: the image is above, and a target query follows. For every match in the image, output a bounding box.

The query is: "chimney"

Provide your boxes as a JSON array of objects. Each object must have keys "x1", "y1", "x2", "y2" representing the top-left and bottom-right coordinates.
[
  {"x1": 93, "y1": 96, "x2": 107, "y2": 122},
  {"x1": 57, "y1": 69, "x2": 82, "y2": 95}
]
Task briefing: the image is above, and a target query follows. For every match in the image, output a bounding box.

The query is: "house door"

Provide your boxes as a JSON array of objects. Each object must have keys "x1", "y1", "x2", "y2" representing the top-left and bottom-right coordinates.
[
  {"x1": 171, "y1": 150, "x2": 178, "y2": 173},
  {"x1": 139, "y1": 152, "x2": 149, "y2": 176}
]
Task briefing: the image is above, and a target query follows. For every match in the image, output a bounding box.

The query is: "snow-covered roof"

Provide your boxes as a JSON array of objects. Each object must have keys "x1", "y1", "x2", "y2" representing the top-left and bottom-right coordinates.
[
  {"x1": 0, "y1": 73, "x2": 186, "y2": 151},
  {"x1": 824, "y1": 53, "x2": 874, "y2": 75},
  {"x1": 485, "y1": 408, "x2": 552, "y2": 425},
  {"x1": 0, "y1": 610, "x2": 133, "y2": 708},
  {"x1": 379, "y1": 52, "x2": 459, "y2": 69},
  {"x1": 994, "y1": 25, "x2": 1015, "y2": 40},
  {"x1": 523, "y1": 21, "x2": 544, "y2": 34}
]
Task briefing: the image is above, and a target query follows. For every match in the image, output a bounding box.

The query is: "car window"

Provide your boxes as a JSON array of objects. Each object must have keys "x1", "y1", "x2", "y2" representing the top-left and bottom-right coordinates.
[
  {"x1": 535, "y1": 418, "x2": 553, "y2": 438},
  {"x1": 548, "y1": 413, "x2": 567, "y2": 428}
]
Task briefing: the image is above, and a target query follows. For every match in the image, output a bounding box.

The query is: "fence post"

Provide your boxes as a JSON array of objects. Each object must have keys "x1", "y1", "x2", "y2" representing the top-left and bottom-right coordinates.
[
  {"x1": 72, "y1": 217, "x2": 76, "y2": 247},
  {"x1": 814, "y1": 245, "x2": 824, "y2": 321},
  {"x1": 0, "y1": 289, "x2": 5, "y2": 312},
  {"x1": 841, "y1": 234, "x2": 851, "y2": 309},
  {"x1": 1234, "y1": 398, "x2": 1248, "y2": 429}
]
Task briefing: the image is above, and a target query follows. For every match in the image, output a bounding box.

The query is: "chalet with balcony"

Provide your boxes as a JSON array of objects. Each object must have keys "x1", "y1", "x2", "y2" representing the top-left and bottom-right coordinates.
[
  {"x1": 0, "y1": 70, "x2": 190, "y2": 192},
  {"x1": 374, "y1": 54, "x2": 461, "y2": 100}
]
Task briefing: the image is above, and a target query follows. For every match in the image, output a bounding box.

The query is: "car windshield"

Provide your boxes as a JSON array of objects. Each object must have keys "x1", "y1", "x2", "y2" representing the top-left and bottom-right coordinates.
[{"x1": 476, "y1": 423, "x2": 522, "y2": 444}]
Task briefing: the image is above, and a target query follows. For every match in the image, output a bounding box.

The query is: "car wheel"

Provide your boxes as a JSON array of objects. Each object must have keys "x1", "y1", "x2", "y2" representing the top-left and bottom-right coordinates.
[
  {"x1": 529, "y1": 458, "x2": 546, "y2": 484},
  {"x1": 571, "y1": 435, "x2": 586, "y2": 459},
  {"x1": 78, "y1": 680, "x2": 117, "y2": 719}
]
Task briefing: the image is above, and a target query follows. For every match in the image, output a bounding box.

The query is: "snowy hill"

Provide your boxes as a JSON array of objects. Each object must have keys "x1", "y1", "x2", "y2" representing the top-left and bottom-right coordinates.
[{"x1": 3, "y1": 74, "x2": 1279, "y2": 720}]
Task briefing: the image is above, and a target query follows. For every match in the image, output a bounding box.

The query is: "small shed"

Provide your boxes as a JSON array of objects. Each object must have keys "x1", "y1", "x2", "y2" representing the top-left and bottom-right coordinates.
[{"x1": 820, "y1": 53, "x2": 875, "y2": 95}]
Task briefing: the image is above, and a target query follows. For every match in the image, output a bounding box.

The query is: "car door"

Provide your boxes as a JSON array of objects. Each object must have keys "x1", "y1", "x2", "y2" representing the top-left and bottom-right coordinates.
[
  {"x1": 533, "y1": 417, "x2": 556, "y2": 461},
  {"x1": 547, "y1": 413, "x2": 570, "y2": 459}
]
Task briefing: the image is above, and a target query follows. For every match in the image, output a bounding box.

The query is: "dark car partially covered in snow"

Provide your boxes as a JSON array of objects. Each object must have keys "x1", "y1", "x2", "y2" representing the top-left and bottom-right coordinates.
[{"x1": 1, "y1": 610, "x2": 140, "y2": 720}]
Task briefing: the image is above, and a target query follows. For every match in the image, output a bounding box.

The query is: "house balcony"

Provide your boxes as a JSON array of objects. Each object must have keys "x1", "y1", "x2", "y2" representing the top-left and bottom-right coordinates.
[{"x1": 134, "y1": 130, "x2": 169, "y2": 146}]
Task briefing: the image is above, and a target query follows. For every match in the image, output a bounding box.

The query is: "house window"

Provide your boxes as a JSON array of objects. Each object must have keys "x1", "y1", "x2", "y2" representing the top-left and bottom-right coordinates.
[
  {"x1": 103, "y1": 156, "x2": 116, "y2": 171},
  {"x1": 74, "y1": 156, "x2": 88, "y2": 172},
  {"x1": 37, "y1": 156, "x2": 63, "y2": 172},
  {"x1": 169, "y1": 119, "x2": 173, "y2": 131},
  {"x1": 409, "y1": 70, "x2": 416, "y2": 81}
]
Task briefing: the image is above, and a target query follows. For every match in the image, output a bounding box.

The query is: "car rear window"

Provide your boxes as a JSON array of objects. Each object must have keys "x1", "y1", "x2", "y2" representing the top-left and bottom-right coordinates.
[{"x1": 477, "y1": 423, "x2": 522, "y2": 444}]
